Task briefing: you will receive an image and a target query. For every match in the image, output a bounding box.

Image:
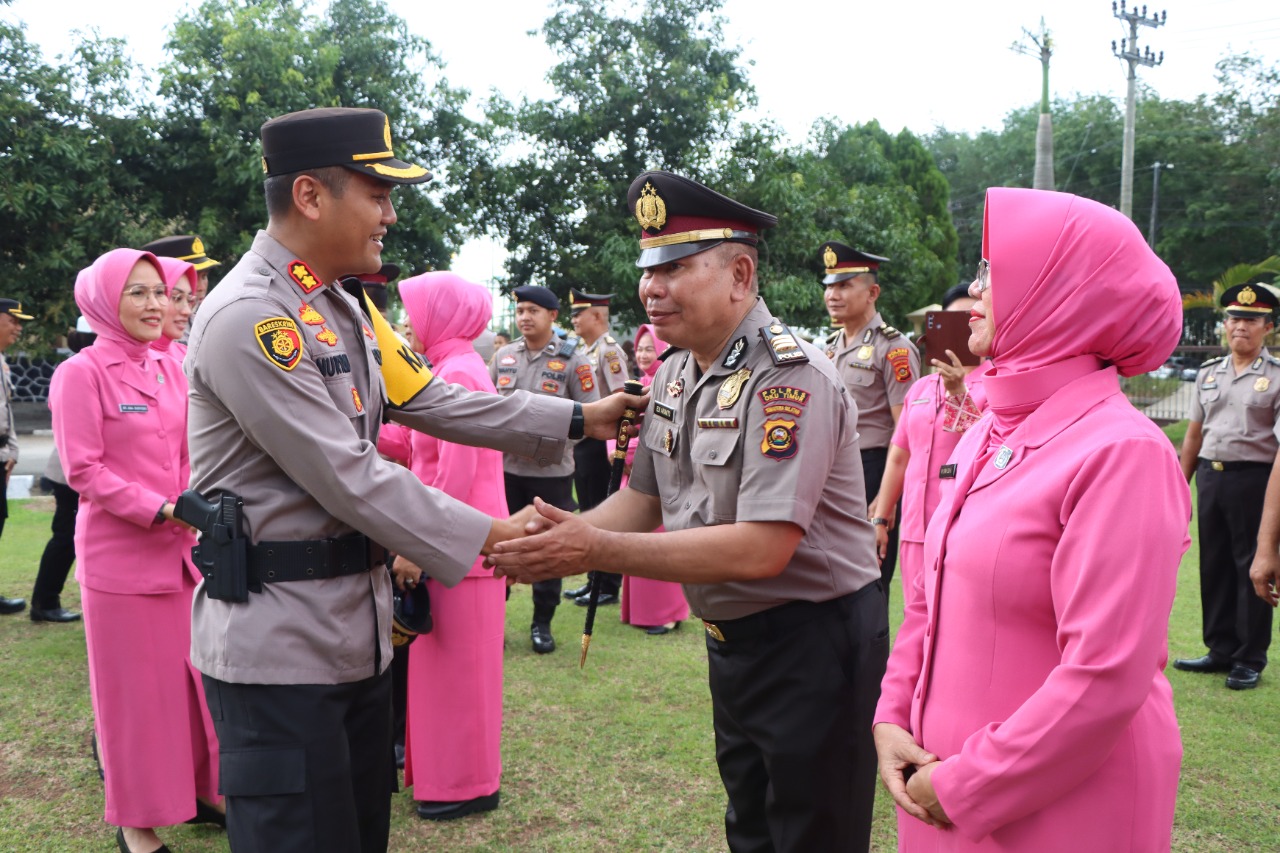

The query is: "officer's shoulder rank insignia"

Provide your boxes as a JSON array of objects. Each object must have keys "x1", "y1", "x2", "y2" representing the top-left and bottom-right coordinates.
[
  {"x1": 604, "y1": 334, "x2": 617, "y2": 345},
  {"x1": 759, "y1": 321, "x2": 808, "y2": 366},
  {"x1": 255, "y1": 317, "x2": 304, "y2": 371},
  {"x1": 718, "y1": 368, "x2": 752, "y2": 409},
  {"x1": 880, "y1": 324, "x2": 901, "y2": 340},
  {"x1": 887, "y1": 346, "x2": 913, "y2": 383},
  {"x1": 288, "y1": 260, "x2": 323, "y2": 294},
  {"x1": 298, "y1": 302, "x2": 325, "y2": 325}
]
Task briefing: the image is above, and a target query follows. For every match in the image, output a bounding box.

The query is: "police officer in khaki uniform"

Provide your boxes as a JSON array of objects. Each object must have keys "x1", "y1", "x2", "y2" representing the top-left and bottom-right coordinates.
[
  {"x1": 490, "y1": 171, "x2": 888, "y2": 853},
  {"x1": 490, "y1": 285, "x2": 599, "y2": 653},
  {"x1": 185, "y1": 107, "x2": 639, "y2": 853},
  {"x1": 564, "y1": 287, "x2": 629, "y2": 605},
  {"x1": 1175, "y1": 283, "x2": 1280, "y2": 691},
  {"x1": 0, "y1": 298, "x2": 33, "y2": 615},
  {"x1": 821, "y1": 242, "x2": 920, "y2": 592},
  {"x1": 141, "y1": 234, "x2": 221, "y2": 314}
]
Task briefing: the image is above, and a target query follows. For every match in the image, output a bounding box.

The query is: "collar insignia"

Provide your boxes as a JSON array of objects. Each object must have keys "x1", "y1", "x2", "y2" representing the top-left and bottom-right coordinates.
[{"x1": 289, "y1": 260, "x2": 323, "y2": 294}]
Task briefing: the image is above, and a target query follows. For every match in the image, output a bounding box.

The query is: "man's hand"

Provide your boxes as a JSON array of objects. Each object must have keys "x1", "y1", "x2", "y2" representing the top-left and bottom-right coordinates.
[
  {"x1": 873, "y1": 723, "x2": 942, "y2": 826},
  {"x1": 391, "y1": 555, "x2": 424, "y2": 591},
  {"x1": 487, "y1": 497, "x2": 596, "y2": 583},
  {"x1": 582, "y1": 389, "x2": 649, "y2": 441},
  {"x1": 1249, "y1": 549, "x2": 1280, "y2": 607}
]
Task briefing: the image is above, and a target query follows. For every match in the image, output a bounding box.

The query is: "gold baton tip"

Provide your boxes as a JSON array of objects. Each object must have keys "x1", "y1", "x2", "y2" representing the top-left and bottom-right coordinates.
[{"x1": 579, "y1": 634, "x2": 592, "y2": 669}]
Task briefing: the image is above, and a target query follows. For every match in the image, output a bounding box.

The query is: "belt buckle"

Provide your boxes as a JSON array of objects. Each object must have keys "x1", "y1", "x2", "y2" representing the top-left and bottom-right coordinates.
[
  {"x1": 1211, "y1": 460, "x2": 1224, "y2": 472},
  {"x1": 703, "y1": 620, "x2": 725, "y2": 642}
]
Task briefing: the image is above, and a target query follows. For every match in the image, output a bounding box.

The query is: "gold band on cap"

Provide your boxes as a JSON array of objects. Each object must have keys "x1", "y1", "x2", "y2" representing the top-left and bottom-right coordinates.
[
  {"x1": 352, "y1": 149, "x2": 395, "y2": 162},
  {"x1": 640, "y1": 228, "x2": 754, "y2": 249},
  {"x1": 828, "y1": 265, "x2": 873, "y2": 274},
  {"x1": 1227, "y1": 304, "x2": 1273, "y2": 314}
]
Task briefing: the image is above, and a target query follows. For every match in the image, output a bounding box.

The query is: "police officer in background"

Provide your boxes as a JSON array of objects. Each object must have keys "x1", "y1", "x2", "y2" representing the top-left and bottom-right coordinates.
[
  {"x1": 184, "y1": 107, "x2": 640, "y2": 853},
  {"x1": 491, "y1": 286, "x2": 600, "y2": 653},
  {"x1": 821, "y1": 242, "x2": 920, "y2": 591},
  {"x1": 1175, "y1": 283, "x2": 1280, "y2": 691},
  {"x1": 564, "y1": 287, "x2": 630, "y2": 606},
  {"x1": 0, "y1": 298, "x2": 34, "y2": 615},
  {"x1": 490, "y1": 171, "x2": 888, "y2": 852},
  {"x1": 141, "y1": 234, "x2": 221, "y2": 315}
]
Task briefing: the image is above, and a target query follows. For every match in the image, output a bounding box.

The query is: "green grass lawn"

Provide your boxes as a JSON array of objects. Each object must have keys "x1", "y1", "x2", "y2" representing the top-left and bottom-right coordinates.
[{"x1": 1, "y1": 486, "x2": 1276, "y2": 851}]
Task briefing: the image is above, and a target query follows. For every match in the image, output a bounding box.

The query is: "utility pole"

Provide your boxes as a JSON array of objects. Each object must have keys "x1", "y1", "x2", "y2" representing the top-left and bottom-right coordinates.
[
  {"x1": 1148, "y1": 161, "x2": 1173, "y2": 247},
  {"x1": 1012, "y1": 19, "x2": 1054, "y2": 190},
  {"x1": 1112, "y1": 1, "x2": 1165, "y2": 219}
]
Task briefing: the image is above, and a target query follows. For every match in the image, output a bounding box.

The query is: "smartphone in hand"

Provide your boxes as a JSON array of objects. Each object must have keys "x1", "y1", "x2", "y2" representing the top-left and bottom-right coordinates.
[{"x1": 924, "y1": 311, "x2": 981, "y2": 366}]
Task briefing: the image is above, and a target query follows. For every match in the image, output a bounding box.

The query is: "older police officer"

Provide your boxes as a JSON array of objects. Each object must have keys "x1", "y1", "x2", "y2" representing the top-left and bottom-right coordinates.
[
  {"x1": 184, "y1": 107, "x2": 640, "y2": 853},
  {"x1": 490, "y1": 171, "x2": 888, "y2": 852}
]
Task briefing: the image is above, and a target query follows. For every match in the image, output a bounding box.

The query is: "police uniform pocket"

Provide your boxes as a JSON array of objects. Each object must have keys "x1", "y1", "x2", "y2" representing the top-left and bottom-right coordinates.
[
  {"x1": 844, "y1": 364, "x2": 875, "y2": 387},
  {"x1": 690, "y1": 429, "x2": 738, "y2": 467},
  {"x1": 320, "y1": 357, "x2": 366, "y2": 419},
  {"x1": 690, "y1": 429, "x2": 741, "y2": 521},
  {"x1": 642, "y1": 420, "x2": 682, "y2": 502},
  {"x1": 220, "y1": 746, "x2": 306, "y2": 797}
]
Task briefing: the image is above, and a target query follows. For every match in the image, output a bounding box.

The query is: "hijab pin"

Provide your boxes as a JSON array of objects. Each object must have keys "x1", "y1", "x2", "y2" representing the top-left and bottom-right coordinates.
[{"x1": 993, "y1": 445, "x2": 1013, "y2": 470}]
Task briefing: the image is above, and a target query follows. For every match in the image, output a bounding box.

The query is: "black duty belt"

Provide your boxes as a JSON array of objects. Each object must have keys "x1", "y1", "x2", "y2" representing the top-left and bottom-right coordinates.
[
  {"x1": 246, "y1": 533, "x2": 375, "y2": 586},
  {"x1": 701, "y1": 582, "x2": 882, "y2": 644},
  {"x1": 1200, "y1": 459, "x2": 1271, "y2": 472}
]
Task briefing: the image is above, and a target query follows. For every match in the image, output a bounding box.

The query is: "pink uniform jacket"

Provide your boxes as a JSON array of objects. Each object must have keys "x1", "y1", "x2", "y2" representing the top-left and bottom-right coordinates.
[{"x1": 876, "y1": 189, "x2": 1189, "y2": 850}]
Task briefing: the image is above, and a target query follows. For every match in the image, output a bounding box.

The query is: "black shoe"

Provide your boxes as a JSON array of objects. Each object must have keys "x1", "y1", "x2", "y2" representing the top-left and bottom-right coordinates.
[
  {"x1": 531, "y1": 623, "x2": 556, "y2": 654},
  {"x1": 574, "y1": 592, "x2": 620, "y2": 607},
  {"x1": 184, "y1": 798, "x2": 227, "y2": 828},
  {"x1": 116, "y1": 827, "x2": 172, "y2": 853},
  {"x1": 394, "y1": 741, "x2": 406, "y2": 769},
  {"x1": 415, "y1": 791, "x2": 500, "y2": 821},
  {"x1": 0, "y1": 596, "x2": 26, "y2": 615},
  {"x1": 30, "y1": 606, "x2": 82, "y2": 623},
  {"x1": 1172, "y1": 654, "x2": 1233, "y2": 674},
  {"x1": 1226, "y1": 665, "x2": 1261, "y2": 690},
  {"x1": 645, "y1": 621, "x2": 681, "y2": 636},
  {"x1": 563, "y1": 583, "x2": 592, "y2": 600}
]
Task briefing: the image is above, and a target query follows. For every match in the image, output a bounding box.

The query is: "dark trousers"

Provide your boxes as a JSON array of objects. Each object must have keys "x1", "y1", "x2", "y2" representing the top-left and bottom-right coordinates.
[
  {"x1": 707, "y1": 584, "x2": 889, "y2": 853},
  {"x1": 573, "y1": 438, "x2": 620, "y2": 596},
  {"x1": 860, "y1": 447, "x2": 899, "y2": 589},
  {"x1": 1197, "y1": 461, "x2": 1273, "y2": 670},
  {"x1": 504, "y1": 473, "x2": 577, "y2": 620},
  {"x1": 32, "y1": 478, "x2": 79, "y2": 609},
  {"x1": 202, "y1": 671, "x2": 394, "y2": 853}
]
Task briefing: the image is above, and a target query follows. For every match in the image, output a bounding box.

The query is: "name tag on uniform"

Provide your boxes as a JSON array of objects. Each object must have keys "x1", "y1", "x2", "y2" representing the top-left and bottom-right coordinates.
[
  {"x1": 119, "y1": 404, "x2": 149, "y2": 414},
  {"x1": 910, "y1": 397, "x2": 930, "y2": 405},
  {"x1": 938, "y1": 463, "x2": 957, "y2": 479},
  {"x1": 653, "y1": 402, "x2": 676, "y2": 421}
]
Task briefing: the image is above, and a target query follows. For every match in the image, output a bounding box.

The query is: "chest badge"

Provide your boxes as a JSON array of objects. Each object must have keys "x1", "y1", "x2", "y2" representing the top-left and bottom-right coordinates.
[
  {"x1": 1255, "y1": 376, "x2": 1271, "y2": 393},
  {"x1": 717, "y1": 368, "x2": 751, "y2": 410},
  {"x1": 316, "y1": 328, "x2": 339, "y2": 347},
  {"x1": 667, "y1": 377, "x2": 684, "y2": 398},
  {"x1": 663, "y1": 428, "x2": 675, "y2": 453},
  {"x1": 298, "y1": 302, "x2": 325, "y2": 325},
  {"x1": 857, "y1": 345, "x2": 874, "y2": 361}
]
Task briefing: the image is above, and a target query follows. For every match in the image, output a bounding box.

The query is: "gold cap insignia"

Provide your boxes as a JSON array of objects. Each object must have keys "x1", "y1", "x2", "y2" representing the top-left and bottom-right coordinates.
[
  {"x1": 192, "y1": 237, "x2": 205, "y2": 255},
  {"x1": 635, "y1": 182, "x2": 667, "y2": 232},
  {"x1": 823, "y1": 246, "x2": 837, "y2": 270},
  {"x1": 1240, "y1": 286, "x2": 1257, "y2": 305}
]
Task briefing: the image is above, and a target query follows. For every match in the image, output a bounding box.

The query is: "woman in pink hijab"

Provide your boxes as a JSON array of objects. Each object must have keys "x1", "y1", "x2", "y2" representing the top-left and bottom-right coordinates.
[
  {"x1": 615, "y1": 323, "x2": 689, "y2": 633},
  {"x1": 151, "y1": 256, "x2": 197, "y2": 362},
  {"x1": 376, "y1": 271, "x2": 507, "y2": 821},
  {"x1": 51, "y1": 249, "x2": 221, "y2": 852},
  {"x1": 873, "y1": 189, "x2": 1190, "y2": 851}
]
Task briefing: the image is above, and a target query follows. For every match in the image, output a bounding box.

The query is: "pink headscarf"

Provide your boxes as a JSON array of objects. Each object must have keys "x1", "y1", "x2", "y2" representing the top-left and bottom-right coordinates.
[
  {"x1": 984, "y1": 188, "x2": 1182, "y2": 377},
  {"x1": 399, "y1": 271, "x2": 493, "y2": 366},
  {"x1": 634, "y1": 323, "x2": 669, "y2": 386},
  {"x1": 74, "y1": 248, "x2": 164, "y2": 358},
  {"x1": 152, "y1": 256, "x2": 198, "y2": 351}
]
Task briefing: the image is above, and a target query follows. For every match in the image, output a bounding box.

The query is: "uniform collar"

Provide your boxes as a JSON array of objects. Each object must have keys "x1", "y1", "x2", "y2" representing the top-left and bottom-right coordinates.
[
  {"x1": 251, "y1": 231, "x2": 334, "y2": 302},
  {"x1": 694, "y1": 298, "x2": 772, "y2": 389}
]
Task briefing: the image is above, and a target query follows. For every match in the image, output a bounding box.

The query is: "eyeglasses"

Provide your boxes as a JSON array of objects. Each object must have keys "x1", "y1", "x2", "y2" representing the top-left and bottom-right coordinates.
[
  {"x1": 973, "y1": 259, "x2": 991, "y2": 294},
  {"x1": 124, "y1": 286, "x2": 170, "y2": 306},
  {"x1": 169, "y1": 292, "x2": 194, "y2": 308}
]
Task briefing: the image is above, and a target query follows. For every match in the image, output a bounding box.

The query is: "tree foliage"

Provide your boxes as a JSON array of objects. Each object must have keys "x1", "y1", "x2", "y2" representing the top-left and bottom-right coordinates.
[
  {"x1": 471, "y1": 0, "x2": 754, "y2": 323},
  {"x1": 0, "y1": 21, "x2": 157, "y2": 345},
  {"x1": 152, "y1": 0, "x2": 477, "y2": 276}
]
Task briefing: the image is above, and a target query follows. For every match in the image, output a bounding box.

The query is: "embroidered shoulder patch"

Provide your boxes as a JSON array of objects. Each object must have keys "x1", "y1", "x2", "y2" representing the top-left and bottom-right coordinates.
[
  {"x1": 288, "y1": 260, "x2": 324, "y2": 294},
  {"x1": 761, "y1": 417, "x2": 799, "y2": 460},
  {"x1": 576, "y1": 363, "x2": 595, "y2": 392},
  {"x1": 255, "y1": 317, "x2": 304, "y2": 371},
  {"x1": 887, "y1": 347, "x2": 913, "y2": 383}
]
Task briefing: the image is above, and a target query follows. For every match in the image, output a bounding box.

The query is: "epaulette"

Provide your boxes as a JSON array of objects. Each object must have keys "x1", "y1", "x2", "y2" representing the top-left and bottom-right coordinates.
[
  {"x1": 1266, "y1": 351, "x2": 1280, "y2": 365},
  {"x1": 604, "y1": 334, "x2": 617, "y2": 345},
  {"x1": 657, "y1": 346, "x2": 684, "y2": 363},
  {"x1": 759, "y1": 320, "x2": 809, "y2": 367},
  {"x1": 556, "y1": 337, "x2": 579, "y2": 358},
  {"x1": 879, "y1": 324, "x2": 901, "y2": 340},
  {"x1": 1199, "y1": 355, "x2": 1226, "y2": 369}
]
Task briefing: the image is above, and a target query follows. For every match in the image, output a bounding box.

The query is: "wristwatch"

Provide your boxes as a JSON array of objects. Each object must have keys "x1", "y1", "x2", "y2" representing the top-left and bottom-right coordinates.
[
  {"x1": 568, "y1": 401, "x2": 585, "y2": 440},
  {"x1": 870, "y1": 517, "x2": 889, "y2": 527}
]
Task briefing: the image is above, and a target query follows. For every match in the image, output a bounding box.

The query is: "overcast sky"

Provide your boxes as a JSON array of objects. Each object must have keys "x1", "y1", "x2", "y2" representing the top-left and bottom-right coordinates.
[{"x1": 7, "y1": 0, "x2": 1279, "y2": 284}]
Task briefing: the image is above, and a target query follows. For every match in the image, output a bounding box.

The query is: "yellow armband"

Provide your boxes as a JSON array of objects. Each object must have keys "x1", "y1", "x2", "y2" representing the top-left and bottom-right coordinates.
[{"x1": 344, "y1": 279, "x2": 434, "y2": 407}]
